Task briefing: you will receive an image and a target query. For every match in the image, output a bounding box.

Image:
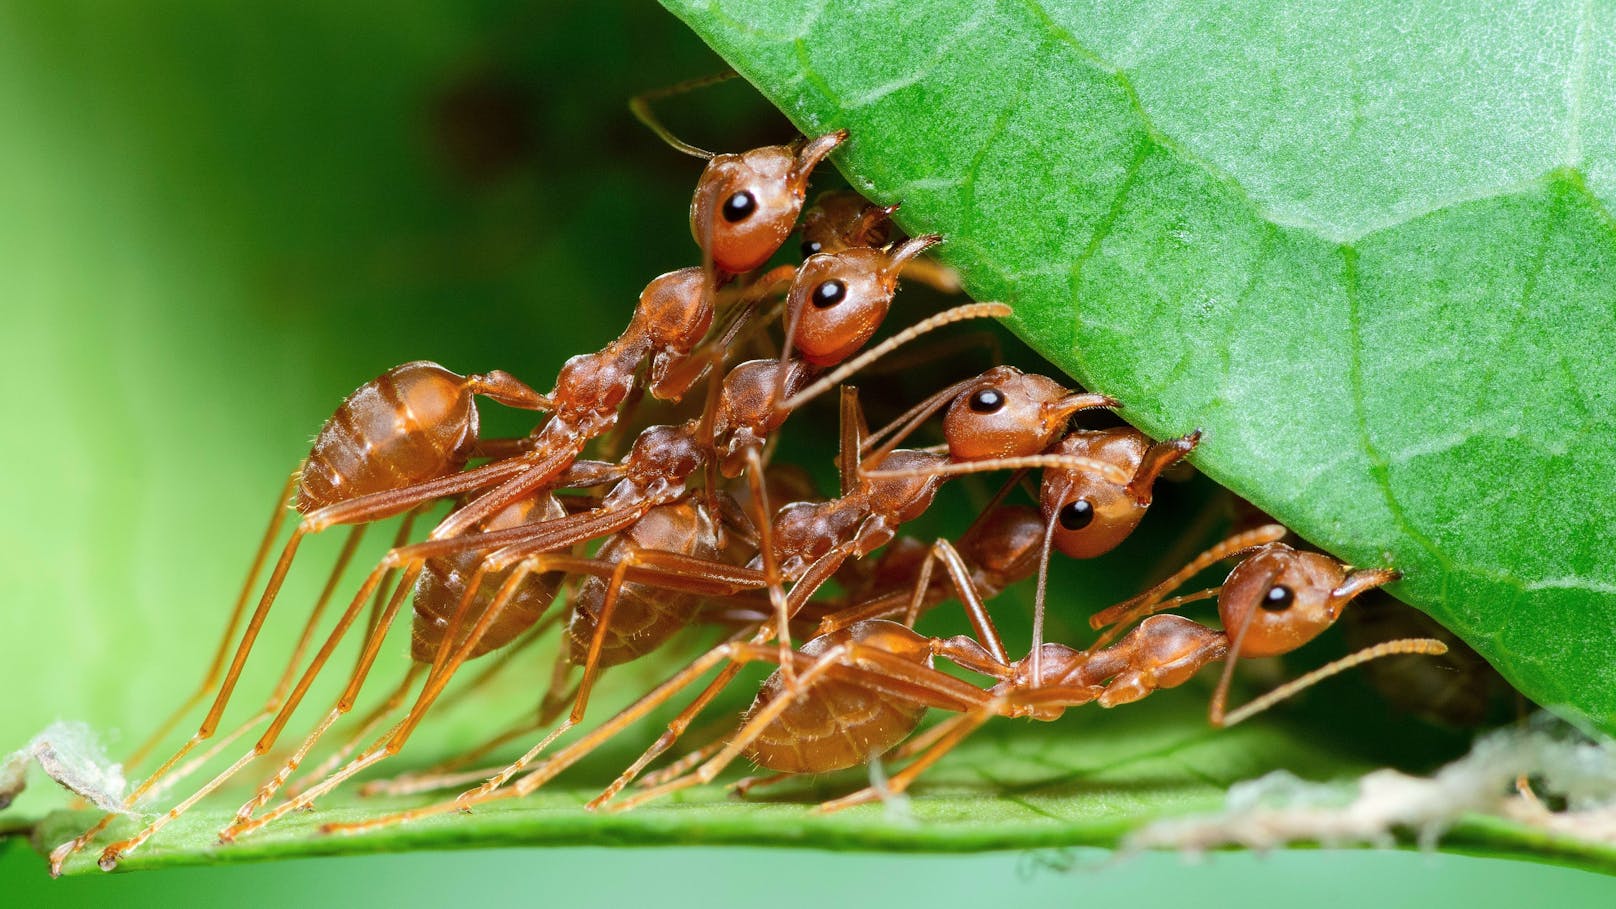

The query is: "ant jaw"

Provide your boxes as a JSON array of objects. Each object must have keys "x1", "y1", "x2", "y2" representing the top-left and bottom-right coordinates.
[
  {"x1": 1329, "y1": 567, "x2": 1402, "y2": 611},
  {"x1": 883, "y1": 234, "x2": 943, "y2": 277},
  {"x1": 788, "y1": 130, "x2": 848, "y2": 185}
]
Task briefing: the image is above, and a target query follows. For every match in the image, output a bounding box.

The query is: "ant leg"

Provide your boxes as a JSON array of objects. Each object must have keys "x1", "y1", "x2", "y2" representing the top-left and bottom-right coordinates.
[
  {"x1": 595, "y1": 541, "x2": 853, "y2": 804},
  {"x1": 220, "y1": 555, "x2": 557, "y2": 839},
  {"x1": 317, "y1": 638, "x2": 785, "y2": 836},
  {"x1": 469, "y1": 436, "x2": 534, "y2": 460},
  {"x1": 641, "y1": 737, "x2": 731, "y2": 790},
  {"x1": 1089, "y1": 523, "x2": 1287, "y2": 643},
  {"x1": 608, "y1": 645, "x2": 992, "y2": 813},
  {"x1": 357, "y1": 607, "x2": 567, "y2": 798},
  {"x1": 1211, "y1": 638, "x2": 1448, "y2": 728},
  {"x1": 51, "y1": 521, "x2": 366, "y2": 874},
  {"x1": 740, "y1": 445, "x2": 795, "y2": 691},
  {"x1": 285, "y1": 663, "x2": 426, "y2": 801},
  {"x1": 121, "y1": 471, "x2": 298, "y2": 772},
  {"x1": 781, "y1": 303, "x2": 1013, "y2": 413},
  {"x1": 144, "y1": 524, "x2": 372, "y2": 804}
]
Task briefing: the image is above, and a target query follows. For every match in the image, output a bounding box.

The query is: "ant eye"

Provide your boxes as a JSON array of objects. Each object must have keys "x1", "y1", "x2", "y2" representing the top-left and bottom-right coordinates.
[
  {"x1": 1058, "y1": 499, "x2": 1094, "y2": 530},
  {"x1": 811, "y1": 279, "x2": 847, "y2": 308},
  {"x1": 1261, "y1": 585, "x2": 1295, "y2": 611},
  {"x1": 800, "y1": 239, "x2": 822, "y2": 258},
  {"x1": 968, "y1": 388, "x2": 1006, "y2": 413},
  {"x1": 722, "y1": 190, "x2": 758, "y2": 222}
]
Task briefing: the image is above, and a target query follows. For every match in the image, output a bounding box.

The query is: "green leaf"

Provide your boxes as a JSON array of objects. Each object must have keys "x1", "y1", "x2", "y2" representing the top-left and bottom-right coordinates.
[
  {"x1": 5, "y1": 0, "x2": 1614, "y2": 880},
  {"x1": 30, "y1": 696, "x2": 1616, "y2": 875},
  {"x1": 662, "y1": 0, "x2": 1616, "y2": 732}
]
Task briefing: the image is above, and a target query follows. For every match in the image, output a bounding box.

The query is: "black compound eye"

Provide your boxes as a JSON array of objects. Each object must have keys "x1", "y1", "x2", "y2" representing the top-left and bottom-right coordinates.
[
  {"x1": 1261, "y1": 584, "x2": 1295, "y2": 611},
  {"x1": 800, "y1": 239, "x2": 823, "y2": 258},
  {"x1": 811, "y1": 278, "x2": 847, "y2": 308},
  {"x1": 722, "y1": 190, "x2": 758, "y2": 222},
  {"x1": 1058, "y1": 499, "x2": 1094, "y2": 531},
  {"x1": 968, "y1": 388, "x2": 1006, "y2": 414}
]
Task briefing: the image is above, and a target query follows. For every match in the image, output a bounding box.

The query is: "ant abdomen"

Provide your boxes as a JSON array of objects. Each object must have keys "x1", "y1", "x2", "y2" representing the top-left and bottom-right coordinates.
[
  {"x1": 409, "y1": 494, "x2": 569, "y2": 662},
  {"x1": 743, "y1": 621, "x2": 933, "y2": 774},
  {"x1": 567, "y1": 501, "x2": 723, "y2": 667},
  {"x1": 692, "y1": 133, "x2": 845, "y2": 276},
  {"x1": 297, "y1": 361, "x2": 484, "y2": 514}
]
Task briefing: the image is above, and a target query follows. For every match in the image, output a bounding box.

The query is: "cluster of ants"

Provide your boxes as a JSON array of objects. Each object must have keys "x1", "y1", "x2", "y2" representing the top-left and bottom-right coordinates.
[{"x1": 51, "y1": 84, "x2": 1452, "y2": 874}]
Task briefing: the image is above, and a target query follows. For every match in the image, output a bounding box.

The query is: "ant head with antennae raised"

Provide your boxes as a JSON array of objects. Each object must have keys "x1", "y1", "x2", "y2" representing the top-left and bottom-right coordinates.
[
  {"x1": 1217, "y1": 543, "x2": 1369, "y2": 658},
  {"x1": 787, "y1": 234, "x2": 942, "y2": 367},
  {"x1": 691, "y1": 132, "x2": 846, "y2": 276}
]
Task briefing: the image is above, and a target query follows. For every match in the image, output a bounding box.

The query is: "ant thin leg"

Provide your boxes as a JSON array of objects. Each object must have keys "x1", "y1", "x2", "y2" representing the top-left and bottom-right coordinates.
[
  {"x1": 285, "y1": 663, "x2": 426, "y2": 802},
  {"x1": 1089, "y1": 524, "x2": 1288, "y2": 641},
  {"x1": 1211, "y1": 638, "x2": 1448, "y2": 728},
  {"x1": 592, "y1": 539, "x2": 855, "y2": 805},
  {"x1": 863, "y1": 453, "x2": 1132, "y2": 486},
  {"x1": 781, "y1": 302, "x2": 1013, "y2": 412},
  {"x1": 741, "y1": 445, "x2": 795, "y2": 690},
  {"x1": 121, "y1": 471, "x2": 298, "y2": 772},
  {"x1": 144, "y1": 524, "x2": 370, "y2": 804},
  {"x1": 318, "y1": 637, "x2": 787, "y2": 836},
  {"x1": 243, "y1": 542, "x2": 768, "y2": 836},
  {"x1": 51, "y1": 520, "x2": 366, "y2": 874}
]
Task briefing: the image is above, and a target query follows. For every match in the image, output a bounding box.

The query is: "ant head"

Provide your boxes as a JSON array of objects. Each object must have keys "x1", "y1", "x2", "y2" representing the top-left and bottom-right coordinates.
[
  {"x1": 636, "y1": 268, "x2": 712, "y2": 353},
  {"x1": 692, "y1": 132, "x2": 845, "y2": 276},
  {"x1": 1217, "y1": 544, "x2": 1399, "y2": 657},
  {"x1": 714, "y1": 359, "x2": 811, "y2": 477},
  {"x1": 786, "y1": 235, "x2": 941, "y2": 367},
  {"x1": 942, "y1": 367, "x2": 1073, "y2": 460},
  {"x1": 1038, "y1": 431, "x2": 1153, "y2": 559},
  {"x1": 864, "y1": 449, "x2": 949, "y2": 523},
  {"x1": 959, "y1": 504, "x2": 1047, "y2": 581},
  {"x1": 799, "y1": 190, "x2": 895, "y2": 258}
]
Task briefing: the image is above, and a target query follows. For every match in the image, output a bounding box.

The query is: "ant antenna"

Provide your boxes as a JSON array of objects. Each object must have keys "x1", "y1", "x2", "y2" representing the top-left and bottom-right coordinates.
[
  {"x1": 863, "y1": 453, "x2": 1132, "y2": 487},
  {"x1": 629, "y1": 70, "x2": 741, "y2": 160},
  {"x1": 782, "y1": 302, "x2": 1012, "y2": 411},
  {"x1": 1028, "y1": 494, "x2": 1060, "y2": 681},
  {"x1": 1214, "y1": 638, "x2": 1449, "y2": 728}
]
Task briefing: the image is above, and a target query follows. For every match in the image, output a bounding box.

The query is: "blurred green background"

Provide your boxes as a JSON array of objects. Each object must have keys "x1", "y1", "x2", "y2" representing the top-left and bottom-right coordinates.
[{"x1": 1, "y1": 0, "x2": 1613, "y2": 903}]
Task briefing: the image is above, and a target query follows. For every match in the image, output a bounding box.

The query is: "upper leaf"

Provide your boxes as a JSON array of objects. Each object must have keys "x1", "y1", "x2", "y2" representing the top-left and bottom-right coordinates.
[{"x1": 665, "y1": 0, "x2": 1616, "y2": 732}]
